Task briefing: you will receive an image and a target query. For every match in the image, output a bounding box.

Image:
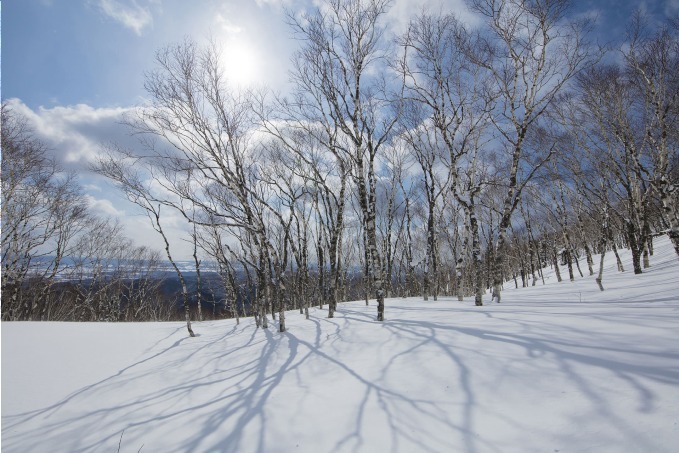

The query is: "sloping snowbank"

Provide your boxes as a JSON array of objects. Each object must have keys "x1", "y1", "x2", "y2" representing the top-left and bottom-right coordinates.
[{"x1": 2, "y1": 237, "x2": 679, "y2": 452}]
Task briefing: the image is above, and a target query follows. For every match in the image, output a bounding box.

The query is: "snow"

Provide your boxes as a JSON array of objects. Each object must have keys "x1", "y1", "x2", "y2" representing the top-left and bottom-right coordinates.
[{"x1": 3, "y1": 236, "x2": 679, "y2": 452}]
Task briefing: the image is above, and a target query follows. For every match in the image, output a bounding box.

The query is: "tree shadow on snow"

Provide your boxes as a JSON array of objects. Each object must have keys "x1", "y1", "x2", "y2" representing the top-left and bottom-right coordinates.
[{"x1": 3, "y1": 302, "x2": 678, "y2": 452}]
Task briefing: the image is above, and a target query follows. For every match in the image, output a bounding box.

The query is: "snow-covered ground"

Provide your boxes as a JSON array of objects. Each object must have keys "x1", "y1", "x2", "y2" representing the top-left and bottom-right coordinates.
[{"x1": 3, "y1": 237, "x2": 679, "y2": 452}]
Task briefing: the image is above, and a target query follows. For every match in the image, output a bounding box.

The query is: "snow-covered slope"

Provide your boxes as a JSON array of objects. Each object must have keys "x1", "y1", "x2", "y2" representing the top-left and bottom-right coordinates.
[{"x1": 3, "y1": 237, "x2": 679, "y2": 452}]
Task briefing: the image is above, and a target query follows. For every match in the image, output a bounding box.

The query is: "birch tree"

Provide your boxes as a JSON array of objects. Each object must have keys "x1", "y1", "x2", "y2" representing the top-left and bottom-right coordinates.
[
  {"x1": 93, "y1": 157, "x2": 196, "y2": 337},
  {"x1": 97, "y1": 39, "x2": 293, "y2": 331},
  {"x1": 624, "y1": 15, "x2": 679, "y2": 258},
  {"x1": 288, "y1": 0, "x2": 398, "y2": 321},
  {"x1": 577, "y1": 64, "x2": 653, "y2": 274},
  {"x1": 398, "y1": 12, "x2": 495, "y2": 305},
  {"x1": 468, "y1": 0, "x2": 596, "y2": 302},
  {"x1": 255, "y1": 94, "x2": 349, "y2": 318},
  {"x1": 1, "y1": 104, "x2": 91, "y2": 320}
]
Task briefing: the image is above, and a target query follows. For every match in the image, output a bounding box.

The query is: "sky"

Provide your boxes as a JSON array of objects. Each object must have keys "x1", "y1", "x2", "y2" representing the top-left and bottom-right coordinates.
[{"x1": 2, "y1": 0, "x2": 678, "y2": 259}]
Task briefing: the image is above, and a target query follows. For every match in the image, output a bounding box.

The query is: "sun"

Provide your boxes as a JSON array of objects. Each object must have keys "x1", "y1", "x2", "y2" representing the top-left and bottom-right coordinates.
[{"x1": 221, "y1": 38, "x2": 261, "y2": 87}]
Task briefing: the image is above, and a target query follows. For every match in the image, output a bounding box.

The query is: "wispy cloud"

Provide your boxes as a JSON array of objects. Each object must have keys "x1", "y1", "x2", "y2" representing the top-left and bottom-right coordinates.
[
  {"x1": 387, "y1": 0, "x2": 479, "y2": 35},
  {"x1": 97, "y1": 0, "x2": 154, "y2": 36},
  {"x1": 255, "y1": 0, "x2": 292, "y2": 9},
  {"x1": 215, "y1": 13, "x2": 243, "y2": 35}
]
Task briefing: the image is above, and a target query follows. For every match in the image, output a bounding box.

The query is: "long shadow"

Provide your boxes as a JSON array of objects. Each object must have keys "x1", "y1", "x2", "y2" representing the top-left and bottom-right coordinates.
[
  {"x1": 3, "y1": 326, "x2": 190, "y2": 427},
  {"x1": 385, "y1": 315, "x2": 678, "y2": 450},
  {"x1": 4, "y1": 300, "x2": 678, "y2": 452},
  {"x1": 302, "y1": 308, "x2": 493, "y2": 453},
  {"x1": 288, "y1": 329, "x2": 477, "y2": 452},
  {"x1": 378, "y1": 320, "x2": 481, "y2": 453},
  {"x1": 2, "y1": 321, "x2": 259, "y2": 452}
]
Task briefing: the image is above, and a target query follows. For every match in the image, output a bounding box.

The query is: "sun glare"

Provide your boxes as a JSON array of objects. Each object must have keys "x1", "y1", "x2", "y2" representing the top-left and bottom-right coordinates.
[{"x1": 222, "y1": 38, "x2": 260, "y2": 87}]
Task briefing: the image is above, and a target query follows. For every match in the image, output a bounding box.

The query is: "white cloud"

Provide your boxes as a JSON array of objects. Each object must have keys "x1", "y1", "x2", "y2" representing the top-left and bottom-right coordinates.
[
  {"x1": 255, "y1": 0, "x2": 292, "y2": 9},
  {"x1": 83, "y1": 183, "x2": 104, "y2": 192},
  {"x1": 4, "y1": 99, "x2": 196, "y2": 258},
  {"x1": 85, "y1": 194, "x2": 127, "y2": 217},
  {"x1": 215, "y1": 13, "x2": 243, "y2": 35},
  {"x1": 386, "y1": 0, "x2": 479, "y2": 36},
  {"x1": 97, "y1": 0, "x2": 154, "y2": 36},
  {"x1": 4, "y1": 98, "x2": 135, "y2": 170}
]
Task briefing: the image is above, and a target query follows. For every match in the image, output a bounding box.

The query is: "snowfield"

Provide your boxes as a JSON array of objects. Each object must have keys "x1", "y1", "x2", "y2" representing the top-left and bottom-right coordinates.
[{"x1": 3, "y1": 237, "x2": 679, "y2": 452}]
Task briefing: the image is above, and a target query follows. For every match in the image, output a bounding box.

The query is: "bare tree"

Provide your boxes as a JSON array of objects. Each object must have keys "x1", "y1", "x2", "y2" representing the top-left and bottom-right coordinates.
[
  {"x1": 576, "y1": 63, "x2": 654, "y2": 275},
  {"x1": 467, "y1": 0, "x2": 597, "y2": 302},
  {"x1": 255, "y1": 93, "x2": 349, "y2": 318},
  {"x1": 190, "y1": 218, "x2": 203, "y2": 322},
  {"x1": 398, "y1": 12, "x2": 495, "y2": 305},
  {"x1": 376, "y1": 145, "x2": 409, "y2": 300},
  {"x1": 2, "y1": 104, "x2": 169, "y2": 322},
  {"x1": 1, "y1": 104, "x2": 91, "y2": 320},
  {"x1": 93, "y1": 157, "x2": 196, "y2": 336},
  {"x1": 96, "y1": 38, "x2": 295, "y2": 332},
  {"x1": 66, "y1": 217, "x2": 167, "y2": 322},
  {"x1": 624, "y1": 14, "x2": 679, "y2": 258},
  {"x1": 287, "y1": 0, "x2": 398, "y2": 321}
]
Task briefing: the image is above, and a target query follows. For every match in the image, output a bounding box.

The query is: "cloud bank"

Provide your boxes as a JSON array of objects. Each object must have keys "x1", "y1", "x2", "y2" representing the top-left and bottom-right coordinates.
[{"x1": 5, "y1": 98, "x2": 135, "y2": 170}]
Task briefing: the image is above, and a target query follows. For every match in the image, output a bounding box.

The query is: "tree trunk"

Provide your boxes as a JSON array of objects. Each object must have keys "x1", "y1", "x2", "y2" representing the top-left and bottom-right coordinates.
[
  {"x1": 318, "y1": 244, "x2": 325, "y2": 310},
  {"x1": 362, "y1": 225, "x2": 371, "y2": 306},
  {"x1": 584, "y1": 243, "x2": 595, "y2": 276},
  {"x1": 552, "y1": 243, "x2": 563, "y2": 283},
  {"x1": 610, "y1": 235, "x2": 624, "y2": 272},
  {"x1": 193, "y1": 238, "x2": 203, "y2": 322},
  {"x1": 277, "y1": 275, "x2": 286, "y2": 333},
  {"x1": 642, "y1": 240, "x2": 650, "y2": 269},
  {"x1": 595, "y1": 237, "x2": 606, "y2": 291},
  {"x1": 156, "y1": 211, "x2": 194, "y2": 337},
  {"x1": 572, "y1": 246, "x2": 584, "y2": 278},
  {"x1": 491, "y1": 227, "x2": 508, "y2": 303},
  {"x1": 626, "y1": 220, "x2": 643, "y2": 275},
  {"x1": 455, "y1": 258, "x2": 464, "y2": 302},
  {"x1": 563, "y1": 232, "x2": 575, "y2": 282}
]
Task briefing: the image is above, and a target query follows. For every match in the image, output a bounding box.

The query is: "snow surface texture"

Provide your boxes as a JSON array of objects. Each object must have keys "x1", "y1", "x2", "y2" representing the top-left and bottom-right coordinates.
[{"x1": 2, "y1": 237, "x2": 679, "y2": 452}]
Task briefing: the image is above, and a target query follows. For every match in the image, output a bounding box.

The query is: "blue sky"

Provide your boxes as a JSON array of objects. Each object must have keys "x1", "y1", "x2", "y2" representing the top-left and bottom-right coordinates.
[
  {"x1": 3, "y1": 0, "x2": 308, "y2": 257},
  {"x1": 3, "y1": 0, "x2": 295, "y2": 108},
  {"x1": 2, "y1": 0, "x2": 678, "y2": 258}
]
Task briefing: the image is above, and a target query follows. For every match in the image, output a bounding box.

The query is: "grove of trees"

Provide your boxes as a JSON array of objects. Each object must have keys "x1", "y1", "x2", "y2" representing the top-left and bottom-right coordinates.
[{"x1": 3, "y1": 0, "x2": 677, "y2": 336}]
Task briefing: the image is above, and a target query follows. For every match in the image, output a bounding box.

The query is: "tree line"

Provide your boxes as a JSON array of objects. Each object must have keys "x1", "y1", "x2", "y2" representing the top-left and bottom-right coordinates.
[{"x1": 3, "y1": 0, "x2": 677, "y2": 335}]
